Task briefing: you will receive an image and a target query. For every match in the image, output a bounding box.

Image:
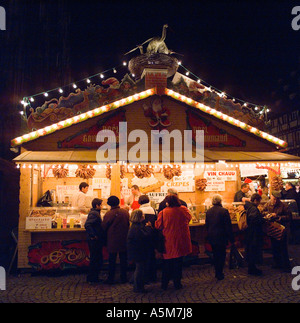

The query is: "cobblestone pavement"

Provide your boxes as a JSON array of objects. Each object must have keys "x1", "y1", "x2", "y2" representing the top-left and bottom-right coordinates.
[{"x1": 1, "y1": 246, "x2": 300, "y2": 304}]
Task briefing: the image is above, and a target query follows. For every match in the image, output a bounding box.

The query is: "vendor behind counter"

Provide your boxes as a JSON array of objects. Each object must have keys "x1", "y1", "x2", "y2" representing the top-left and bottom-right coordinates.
[{"x1": 72, "y1": 182, "x2": 92, "y2": 213}]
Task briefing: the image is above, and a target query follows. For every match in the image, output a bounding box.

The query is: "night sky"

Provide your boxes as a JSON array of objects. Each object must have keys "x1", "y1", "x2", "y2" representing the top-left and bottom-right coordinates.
[{"x1": 1, "y1": 0, "x2": 300, "y2": 158}]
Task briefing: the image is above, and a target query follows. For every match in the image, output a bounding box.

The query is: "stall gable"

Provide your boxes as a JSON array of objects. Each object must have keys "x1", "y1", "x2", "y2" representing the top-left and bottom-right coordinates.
[{"x1": 20, "y1": 95, "x2": 280, "y2": 155}]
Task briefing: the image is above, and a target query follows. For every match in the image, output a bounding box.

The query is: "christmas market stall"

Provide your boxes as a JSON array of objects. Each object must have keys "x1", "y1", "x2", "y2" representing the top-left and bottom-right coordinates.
[{"x1": 11, "y1": 27, "x2": 300, "y2": 271}]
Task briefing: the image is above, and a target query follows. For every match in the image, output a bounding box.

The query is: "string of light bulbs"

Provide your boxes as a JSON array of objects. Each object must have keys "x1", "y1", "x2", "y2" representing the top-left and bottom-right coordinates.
[
  {"x1": 19, "y1": 61, "x2": 130, "y2": 112},
  {"x1": 15, "y1": 162, "x2": 300, "y2": 170},
  {"x1": 177, "y1": 62, "x2": 270, "y2": 116},
  {"x1": 19, "y1": 57, "x2": 271, "y2": 118}
]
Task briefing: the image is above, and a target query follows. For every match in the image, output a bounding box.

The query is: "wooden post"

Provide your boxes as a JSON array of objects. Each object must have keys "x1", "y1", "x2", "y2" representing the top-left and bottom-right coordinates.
[
  {"x1": 110, "y1": 162, "x2": 121, "y2": 198},
  {"x1": 18, "y1": 166, "x2": 32, "y2": 268},
  {"x1": 268, "y1": 164, "x2": 281, "y2": 195}
]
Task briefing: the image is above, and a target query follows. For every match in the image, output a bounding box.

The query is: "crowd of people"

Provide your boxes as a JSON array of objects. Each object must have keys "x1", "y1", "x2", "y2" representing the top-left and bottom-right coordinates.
[
  {"x1": 84, "y1": 186, "x2": 192, "y2": 293},
  {"x1": 80, "y1": 180, "x2": 300, "y2": 292}
]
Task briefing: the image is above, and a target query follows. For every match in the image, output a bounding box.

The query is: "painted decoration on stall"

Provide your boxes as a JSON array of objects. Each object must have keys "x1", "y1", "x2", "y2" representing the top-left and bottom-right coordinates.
[
  {"x1": 57, "y1": 110, "x2": 126, "y2": 149},
  {"x1": 28, "y1": 240, "x2": 109, "y2": 271},
  {"x1": 142, "y1": 96, "x2": 171, "y2": 129},
  {"x1": 186, "y1": 110, "x2": 246, "y2": 148},
  {"x1": 172, "y1": 74, "x2": 266, "y2": 129},
  {"x1": 26, "y1": 74, "x2": 139, "y2": 131}
]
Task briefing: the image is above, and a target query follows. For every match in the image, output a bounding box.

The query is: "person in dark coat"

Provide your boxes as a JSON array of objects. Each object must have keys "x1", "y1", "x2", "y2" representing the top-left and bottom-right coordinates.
[
  {"x1": 157, "y1": 188, "x2": 187, "y2": 214},
  {"x1": 205, "y1": 194, "x2": 235, "y2": 280},
  {"x1": 102, "y1": 195, "x2": 130, "y2": 284},
  {"x1": 138, "y1": 195, "x2": 157, "y2": 283},
  {"x1": 244, "y1": 193, "x2": 264, "y2": 276},
  {"x1": 281, "y1": 182, "x2": 300, "y2": 213},
  {"x1": 84, "y1": 198, "x2": 105, "y2": 283},
  {"x1": 262, "y1": 191, "x2": 292, "y2": 272},
  {"x1": 127, "y1": 209, "x2": 154, "y2": 293}
]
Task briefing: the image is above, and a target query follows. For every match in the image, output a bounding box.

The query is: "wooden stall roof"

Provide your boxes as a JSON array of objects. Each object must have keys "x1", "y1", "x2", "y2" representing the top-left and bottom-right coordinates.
[
  {"x1": 11, "y1": 88, "x2": 287, "y2": 149},
  {"x1": 13, "y1": 150, "x2": 300, "y2": 163}
]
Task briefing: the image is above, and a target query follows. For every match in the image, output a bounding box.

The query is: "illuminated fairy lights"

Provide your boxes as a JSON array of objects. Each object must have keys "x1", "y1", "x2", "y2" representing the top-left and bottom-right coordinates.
[
  {"x1": 11, "y1": 88, "x2": 156, "y2": 147},
  {"x1": 11, "y1": 87, "x2": 287, "y2": 149},
  {"x1": 178, "y1": 63, "x2": 270, "y2": 116},
  {"x1": 164, "y1": 89, "x2": 287, "y2": 148},
  {"x1": 15, "y1": 162, "x2": 300, "y2": 170}
]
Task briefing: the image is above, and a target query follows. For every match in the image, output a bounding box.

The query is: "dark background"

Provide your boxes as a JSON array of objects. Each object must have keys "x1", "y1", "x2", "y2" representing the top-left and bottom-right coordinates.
[{"x1": 1, "y1": 0, "x2": 300, "y2": 160}]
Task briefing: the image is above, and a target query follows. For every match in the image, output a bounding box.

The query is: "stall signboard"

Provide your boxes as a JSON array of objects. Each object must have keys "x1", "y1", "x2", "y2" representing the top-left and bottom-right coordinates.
[
  {"x1": 186, "y1": 110, "x2": 246, "y2": 148},
  {"x1": 147, "y1": 192, "x2": 168, "y2": 203},
  {"x1": 204, "y1": 170, "x2": 237, "y2": 181},
  {"x1": 26, "y1": 217, "x2": 52, "y2": 230},
  {"x1": 92, "y1": 178, "x2": 111, "y2": 198},
  {"x1": 204, "y1": 170, "x2": 237, "y2": 192},
  {"x1": 161, "y1": 175, "x2": 195, "y2": 192},
  {"x1": 205, "y1": 180, "x2": 226, "y2": 192}
]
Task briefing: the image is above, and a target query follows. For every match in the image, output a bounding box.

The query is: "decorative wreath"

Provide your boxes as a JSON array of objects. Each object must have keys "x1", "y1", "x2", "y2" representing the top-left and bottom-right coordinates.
[
  {"x1": 133, "y1": 164, "x2": 154, "y2": 179},
  {"x1": 75, "y1": 165, "x2": 96, "y2": 179},
  {"x1": 163, "y1": 165, "x2": 182, "y2": 180},
  {"x1": 52, "y1": 164, "x2": 69, "y2": 179}
]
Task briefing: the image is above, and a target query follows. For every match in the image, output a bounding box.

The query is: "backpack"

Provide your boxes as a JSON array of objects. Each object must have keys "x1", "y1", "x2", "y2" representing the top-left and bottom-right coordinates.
[{"x1": 237, "y1": 209, "x2": 248, "y2": 231}]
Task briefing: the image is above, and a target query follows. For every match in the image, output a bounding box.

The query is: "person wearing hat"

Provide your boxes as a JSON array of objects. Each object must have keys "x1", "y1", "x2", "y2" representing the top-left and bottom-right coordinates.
[
  {"x1": 262, "y1": 191, "x2": 292, "y2": 272},
  {"x1": 102, "y1": 195, "x2": 130, "y2": 284}
]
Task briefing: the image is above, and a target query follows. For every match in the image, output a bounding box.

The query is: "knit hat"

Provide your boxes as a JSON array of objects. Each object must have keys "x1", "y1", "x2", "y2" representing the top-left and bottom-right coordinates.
[{"x1": 107, "y1": 195, "x2": 120, "y2": 207}]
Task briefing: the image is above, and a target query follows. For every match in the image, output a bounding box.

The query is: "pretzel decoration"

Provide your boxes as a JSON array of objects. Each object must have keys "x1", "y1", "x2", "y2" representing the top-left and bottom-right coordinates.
[
  {"x1": 163, "y1": 165, "x2": 182, "y2": 180},
  {"x1": 106, "y1": 164, "x2": 125, "y2": 180},
  {"x1": 134, "y1": 164, "x2": 154, "y2": 179},
  {"x1": 195, "y1": 178, "x2": 207, "y2": 191},
  {"x1": 75, "y1": 165, "x2": 96, "y2": 179},
  {"x1": 52, "y1": 164, "x2": 69, "y2": 179},
  {"x1": 270, "y1": 175, "x2": 284, "y2": 191},
  {"x1": 41, "y1": 248, "x2": 87, "y2": 266}
]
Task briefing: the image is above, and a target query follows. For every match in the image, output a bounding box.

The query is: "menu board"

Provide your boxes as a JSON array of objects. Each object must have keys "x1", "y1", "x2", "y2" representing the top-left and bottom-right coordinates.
[
  {"x1": 204, "y1": 170, "x2": 236, "y2": 192},
  {"x1": 26, "y1": 217, "x2": 52, "y2": 230}
]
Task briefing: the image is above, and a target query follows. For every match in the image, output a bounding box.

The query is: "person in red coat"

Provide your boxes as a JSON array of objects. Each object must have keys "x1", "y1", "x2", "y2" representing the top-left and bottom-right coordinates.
[{"x1": 155, "y1": 195, "x2": 192, "y2": 290}]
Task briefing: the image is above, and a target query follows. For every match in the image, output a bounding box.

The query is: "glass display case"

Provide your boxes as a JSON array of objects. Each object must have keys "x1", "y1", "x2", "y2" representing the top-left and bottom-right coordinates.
[{"x1": 27, "y1": 207, "x2": 84, "y2": 229}]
